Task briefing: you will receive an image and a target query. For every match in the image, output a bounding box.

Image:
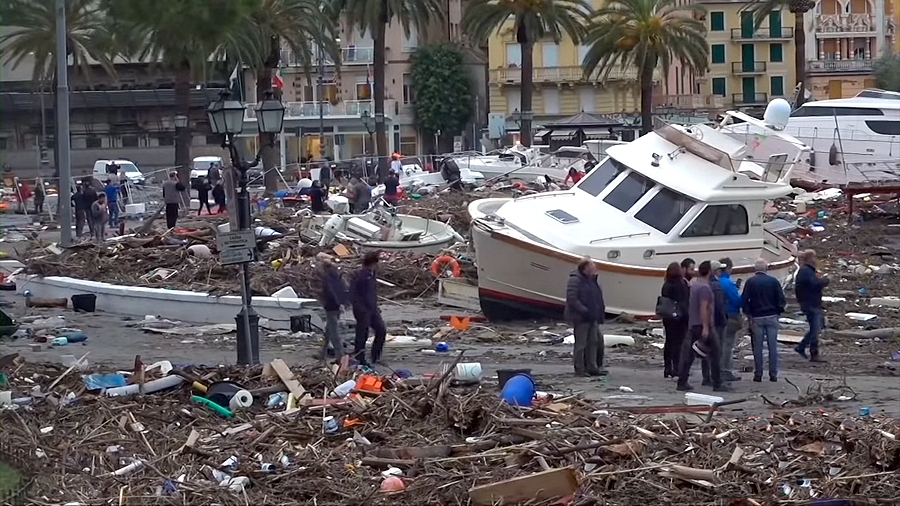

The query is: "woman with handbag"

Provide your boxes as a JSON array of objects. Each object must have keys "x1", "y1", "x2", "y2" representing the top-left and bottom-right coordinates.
[{"x1": 659, "y1": 262, "x2": 690, "y2": 378}]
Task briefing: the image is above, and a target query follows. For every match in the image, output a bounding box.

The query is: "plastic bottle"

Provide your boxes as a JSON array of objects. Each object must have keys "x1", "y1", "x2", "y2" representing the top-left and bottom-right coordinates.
[
  {"x1": 58, "y1": 331, "x2": 87, "y2": 344},
  {"x1": 51, "y1": 336, "x2": 69, "y2": 346},
  {"x1": 332, "y1": 379, "x2": 356, "y2": 398}
]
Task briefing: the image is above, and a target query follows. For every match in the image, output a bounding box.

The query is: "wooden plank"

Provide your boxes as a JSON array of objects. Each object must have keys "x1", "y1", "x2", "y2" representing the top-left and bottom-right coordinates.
[
  {"x1": 469, "y1": 467, "x2": 578, "y2": 506},
  {"x1": 269, "y1": 359, "x2": 307, "y2": 402}
]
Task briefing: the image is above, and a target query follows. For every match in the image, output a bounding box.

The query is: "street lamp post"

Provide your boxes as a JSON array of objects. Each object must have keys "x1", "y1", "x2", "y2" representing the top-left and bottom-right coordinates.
[
  {"x1": 207, "y1": 90, "x2": 285, "y2": 365},
  {"x1": 361, "y1": 110, "x2": 375, "y2": 177}
]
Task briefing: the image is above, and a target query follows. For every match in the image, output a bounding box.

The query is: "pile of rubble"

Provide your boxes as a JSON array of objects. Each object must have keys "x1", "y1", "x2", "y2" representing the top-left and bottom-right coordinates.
[{"x1": 0, "y1": 356, "x2": 897, "y2": 505}]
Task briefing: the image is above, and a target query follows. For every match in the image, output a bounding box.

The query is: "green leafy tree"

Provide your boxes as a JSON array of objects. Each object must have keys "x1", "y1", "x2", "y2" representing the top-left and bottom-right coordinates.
[
  {"x1": 1, "y1": 0, "x2": 117, "y2": 177},
  {"x1": 410, "y1": 43, "x2": 474, "y2": 153},
  {"x1": 105, "y1": 0, "x2": 260, "y2": 186},
  {"x1": 218, "y1": 0, "x2": 339, "y2": 194},
  {"x1": 873, "y1": 51, "x2": 900, "y2": 92},
  {"x1": 463, "y1": 0, "x2": 590, "y2": 147},
  {"x1": 581, "y1": 0, "x2": 708, "y2": 135},
  {"x1": 331, "y1": 0, "x2": 444, "y2": 180},
  {"x1": 742, "y1": 0, "x2": 816, "y2": 106}
]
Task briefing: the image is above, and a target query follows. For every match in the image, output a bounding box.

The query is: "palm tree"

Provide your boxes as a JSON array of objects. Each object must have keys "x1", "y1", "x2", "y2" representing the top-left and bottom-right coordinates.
[
  {"x1": 742, "y1": 0, "x2": 815, "y2": 106},
  {"x1": 463, "y1": 0, "x2": 590, "y2": 147},
  {"x1": 1, "y1": 0, "x2": 117, "y2": 177},
  {"x1": 581, "y1": 0, "x2": 708, "y2": 136},
  {"x1": 219, "y1": 0, "x2": 339, "y2": 194},
  {"x1": 332, "y1": 0, "x2": 444, "y2": 179},
  {"x1": 104, "y1": 0, "x2": 260, "y2": 187}
]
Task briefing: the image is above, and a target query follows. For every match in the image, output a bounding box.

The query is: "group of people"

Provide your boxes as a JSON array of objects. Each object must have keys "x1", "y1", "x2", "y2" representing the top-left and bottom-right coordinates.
[
  {"x1": 658, "y1": 251, "x2": 828, "y2": 392},
  {"x1": 71, "y1": 178, "x2": 124, "y2": 241}
]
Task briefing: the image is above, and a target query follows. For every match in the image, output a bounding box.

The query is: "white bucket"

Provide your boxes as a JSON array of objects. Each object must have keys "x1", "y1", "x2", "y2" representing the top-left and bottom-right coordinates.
[
  {"x1": 453, "y1": 362, "x2": 483, "y2": 382},
  {"x1": 684, "y1": 392, "x2": 724, "y2": 406}
]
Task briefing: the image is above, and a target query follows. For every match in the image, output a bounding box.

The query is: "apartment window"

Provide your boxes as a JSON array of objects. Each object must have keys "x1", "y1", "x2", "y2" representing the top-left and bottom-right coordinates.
[
  {"x1": 770, "y1": 76, "x2": 784, "y2": 97},
  {"x1": 403, "y1": 27, "x2": 418, "y2": 51},
  {"x1": 400, "y1": 135, "x2": 417, "y2": 155},
  {"x1": 635, "y1": 188, "x2": 696, "y2": 234},
  {"x1": 541, "y1": 43, "x2": 559, "y2": 67},
  {"x1": 710, "y1": 12, "x2": 725, "y2": 31},
  {"x1": 506, "y1": 88, "x2": 521, "y2": 114},
  {"x1": 579, "y1": 87, "x2": 596, "y2": 113},
  {"x1": 402, "y1": 74, "x2": 415, "y2": 104},
  {"x1": 603, "y1": 172, "x2": 653, "y2": 212},
  {"x1": 577, "y1": 44, "x2": 590, "y2": 66},
  {"x1": 0, "y1": 138, "x2": 7, "y2": 151},
  {"x1": 155, "y1": 133, "x2": 175, "y2": 146},
  {"x1": 712, "y1": 77, "x2": 726, "y2": 96},
  {"x1": 506, "y1": 43, "x2": 522, "y2": 67},
  {"x1": 356, "y1": 78, "x2": 372, "y2": 100},
  {"x1": 769, "y1": 43, "x2": 783, "y2": 62},
  {"x1": 542, "y1": 88, "x2": 560, "y2": 114},
  {"x1": 682, "y1": 204, "x2": 749, "y2": 237},
  {"x1": 711, "y1": 45, "x2": 726, "y2": 64},
  {"x1": 85, "y1": 136, "x2": 102, "y2": 149},
  {"x1": 120, "y1": 135, "x2": 139, "y2": 148},
  {"x1": 769, "y1": 11, "x2": 782, "y2": 37}
]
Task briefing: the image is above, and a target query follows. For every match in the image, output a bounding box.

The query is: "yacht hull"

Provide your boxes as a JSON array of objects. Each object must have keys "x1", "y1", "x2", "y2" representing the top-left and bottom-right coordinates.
[{"x1": 471, "y1": 219, "x2": 797, "y2": 321}]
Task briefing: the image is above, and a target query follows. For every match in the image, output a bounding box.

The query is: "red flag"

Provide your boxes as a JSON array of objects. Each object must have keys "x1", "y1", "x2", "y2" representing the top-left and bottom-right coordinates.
[{"x1": 272, "y1": 68, "x2": 284, "y2": 90}]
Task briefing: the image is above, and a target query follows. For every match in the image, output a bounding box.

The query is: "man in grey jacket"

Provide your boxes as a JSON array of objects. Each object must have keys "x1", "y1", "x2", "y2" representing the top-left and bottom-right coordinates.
[
  {"x1": 564, "y1": 256, "x2": 606, "y2": 377},
  {"x1": 162, "y1": 172, "x2": 185, "y2": 229}
]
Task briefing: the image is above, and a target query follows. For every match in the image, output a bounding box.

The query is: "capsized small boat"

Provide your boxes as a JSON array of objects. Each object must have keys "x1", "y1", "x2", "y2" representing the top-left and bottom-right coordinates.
[{"x1": 298, "y1": 203, "x2": 464, "y2": 254}]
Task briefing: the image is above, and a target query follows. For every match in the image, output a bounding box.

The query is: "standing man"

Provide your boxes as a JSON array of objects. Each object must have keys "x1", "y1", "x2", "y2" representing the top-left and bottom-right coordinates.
[
  {"x1": 794, "y1": 249, "x2": 829, "y2": 363},
  {"x1": 681, "y1": 258, "x2": 696, "y2": 281},
  {"x1": 82, "y1": 182, "x2": 99, "y2": 234},
  {"x1": 382, "y1": 170, "x2": 400, "y2": 206},
  {"x1": 104, "y1": 179, "x2": 120, "y2": 229},
  {"x1": 702, "y1": 261, "x2": 728, "y2": 386},
  {"x1": 33, "y1": 178, "x2": 45, "y2": 214},
  {"x1": 212, "y1": 180, "x2": 227, "y2": 214},
  {"x1": 319, "y1": 161, "x2": 332, "y2": 191},
  {"x1": 716, "y1": 258, "x2": 744, "y2": 382},
  {"x1": 564, "y1": 256, "x2": 606, "y2": 377},
  {"x1": 316, "y1": 260, "x2": 349, "y2": 361},
  {"x1": 677, "y1": 261, "x2": 730, "y2": 392},
  {"x1": 90, "y1": 193, "x2": 109, "y2": 242},
  {"x1": 208, "y1": 162, "x2": 221, "y2": 187},
  {"x1": 196, "y1": 178, "x2": 212, "y2": 215},
  {"x1": 390, "y1": 152, "x2": 403, "y2": 177},
  {"x1": 72, "y1": 185, "x2": 90, "y2": 237},
  {"x1": 741, "y1": 258, "x2": 786, "y2": 382},
  {"x1": 162, "y1": 172, "x2": 185, "y2": 229},
  {"x1": 350, "y1": 251, "x2": 387, "y2": 366}
]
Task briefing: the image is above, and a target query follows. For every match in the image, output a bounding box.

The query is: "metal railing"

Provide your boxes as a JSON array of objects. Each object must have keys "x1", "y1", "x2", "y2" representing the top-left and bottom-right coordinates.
[
  {"x1": 490, "y1": 65, "x2": 661, "y2": 83},
  {"x1": 732, "y1": 92, "x2": 768, "y2": 105},
  {"x1": 731, "y1": 61, "x2": 767, "y2": 74},
  {"x1": 729, "y1": 27, "x2": 794, "y2": 40},
  {"x1": 280, "y1": 46, "x2": 375, "y2": 67},
  {"x1": 807, "y1": 59, "x2": 875, "y2": 72},
  {"x1": 243, "y1": 100, "x2": 397, "y2": 120},
  {"x1": 653, "y1": 95, "x2": 726, "y2": 109},
  {"x1": 814, "y1": 13, "x2": 877, "y2": 34}
]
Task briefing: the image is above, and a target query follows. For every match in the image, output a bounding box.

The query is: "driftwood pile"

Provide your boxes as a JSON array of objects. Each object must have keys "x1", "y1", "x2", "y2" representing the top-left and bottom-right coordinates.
[{"x1": 1, "y1": 360, "x2": 898, "y2": 505}]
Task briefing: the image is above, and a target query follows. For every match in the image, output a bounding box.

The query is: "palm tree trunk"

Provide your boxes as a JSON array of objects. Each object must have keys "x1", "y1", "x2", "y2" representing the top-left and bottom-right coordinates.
[
  {"x1": 639, "y1": 61, "x2": 655, "y2": 136},
  {"x1": 793, "y1": 12, "x2": 807, "y2": 106},
  {"x1": 374, "y1": 19, "x2": 388, "y2": 181},
  {"x1": 260, "y1": 37, "x2": 281, "y2": 196},
  {"x1": 520, "y1": 40, "x2": 534, "y2": 147},
  {"x1": 174, "y1": 62, "x2": 192, "y2": 188}
]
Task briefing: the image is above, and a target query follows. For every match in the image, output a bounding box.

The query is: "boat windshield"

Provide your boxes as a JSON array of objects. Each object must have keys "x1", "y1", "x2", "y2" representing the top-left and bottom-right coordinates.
[{"x1": 576, "y1": 157, "x2": 627, "y2": 197}]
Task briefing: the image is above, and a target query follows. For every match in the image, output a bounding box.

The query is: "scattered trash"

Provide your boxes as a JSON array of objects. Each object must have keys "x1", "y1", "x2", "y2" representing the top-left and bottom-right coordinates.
[
  {"x1": 82, "y1": 373, "x2": 127, "y2": 391},
  {"x1": 845, "y1": 312, "x2": 878, "y2": 322}
]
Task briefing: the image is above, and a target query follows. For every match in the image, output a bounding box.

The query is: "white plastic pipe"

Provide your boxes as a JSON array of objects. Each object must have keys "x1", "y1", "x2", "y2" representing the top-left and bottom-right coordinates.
[{"x1": 104, "y1": 375, "x2": 184, "y2": 397}]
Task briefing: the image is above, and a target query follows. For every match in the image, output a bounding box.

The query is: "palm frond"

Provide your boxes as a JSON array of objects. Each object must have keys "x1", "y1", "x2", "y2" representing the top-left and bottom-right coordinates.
[{"x1": 462, "y1": 0, "x2": 591, "y2": 46}]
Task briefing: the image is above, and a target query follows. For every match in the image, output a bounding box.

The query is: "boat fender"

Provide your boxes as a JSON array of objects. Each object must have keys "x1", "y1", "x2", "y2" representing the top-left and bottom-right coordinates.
[
  {"x1": 808, "y1": 151, "x2": 816, "y2": 172},
  {"x1": 828, "y1": 143, "x2": 839, "y2": 166},
  {"x1": 430, "y1": 255, "x2": 461, "y2": 277}
]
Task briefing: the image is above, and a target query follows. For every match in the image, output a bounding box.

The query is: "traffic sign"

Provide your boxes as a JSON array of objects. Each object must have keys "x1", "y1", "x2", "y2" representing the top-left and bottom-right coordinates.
[
  {"x1": 220, "y1": 247, "x2": 255, "y2": 265},
  {"x1": 217, "y1": 230, "x2": 256, "y2": 252}
]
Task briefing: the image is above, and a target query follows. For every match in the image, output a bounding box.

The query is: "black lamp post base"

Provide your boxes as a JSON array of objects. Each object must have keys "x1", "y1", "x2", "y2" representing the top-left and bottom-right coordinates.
[{"x1": 235, "y1": 309, "x2": 260, "y2": 365}]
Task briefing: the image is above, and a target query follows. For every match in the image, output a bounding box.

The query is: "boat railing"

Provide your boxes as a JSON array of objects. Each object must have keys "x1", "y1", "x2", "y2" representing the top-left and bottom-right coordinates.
[
  {"x1": 589, "y1": 232, "x2": 651, "y2": 243},
  {"x1": 517, "y1": 191, "x2": 575, "y2": 201}
]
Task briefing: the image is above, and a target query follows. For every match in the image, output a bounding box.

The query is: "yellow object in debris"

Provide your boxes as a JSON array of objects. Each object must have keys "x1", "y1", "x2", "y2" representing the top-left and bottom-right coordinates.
[{"x1": 271, "y1": 259, "x2": 284, "y2": 270}]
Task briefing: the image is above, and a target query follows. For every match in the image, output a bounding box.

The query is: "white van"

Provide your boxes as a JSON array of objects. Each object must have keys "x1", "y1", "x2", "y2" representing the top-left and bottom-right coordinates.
[
  {"x1": 191, "y1": 156, "x2": 223, "y2": 180},
  {"x1": 92, "y1": 159, "x2": 146, "y2": 185}
]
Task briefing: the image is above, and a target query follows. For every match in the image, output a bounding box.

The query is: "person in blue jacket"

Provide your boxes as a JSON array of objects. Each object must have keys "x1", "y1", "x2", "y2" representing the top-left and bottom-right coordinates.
[
  {"x1": 716, "y1": 258, "x2": 744, "y2": 382},
  {"x1": 350, "y1": 251, "x2": 387, "y2": 365},
  {"x1": 794, "y1": 249, "x2": 830, "y2": 362}
]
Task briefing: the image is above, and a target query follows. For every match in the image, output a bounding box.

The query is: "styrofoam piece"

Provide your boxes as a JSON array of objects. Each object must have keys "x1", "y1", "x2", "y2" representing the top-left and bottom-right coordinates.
[
  {"x1": 271, "y1": 286, "x2": 298, "y2": 299},
  {"x1": 871, "y1": 297, "x2": 900, "y2": 308},
  {"x1": 603, "y1": 334, "x2": 635, "y2": 347}
]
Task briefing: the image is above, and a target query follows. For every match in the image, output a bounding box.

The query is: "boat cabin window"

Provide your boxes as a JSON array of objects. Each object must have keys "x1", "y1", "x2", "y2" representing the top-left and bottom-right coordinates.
[
  {"x1": 681, "y1": 204, "x2": 749, "y2": 237},
  {"x1": 577, "y1": 157, "x2": 627, "y2": 197},
  {"x1": 791, "y1": 106, "x2": 885, "y2": 117},
  {"x1": 603, "y1": 172, "x2": 653, "y2": 212},
  {"x1": 634, "y1": 188, "x2": 696, "y2": 233},
  {"x1": 865, "y1": 120, "x2": 900, "y2": 135}
]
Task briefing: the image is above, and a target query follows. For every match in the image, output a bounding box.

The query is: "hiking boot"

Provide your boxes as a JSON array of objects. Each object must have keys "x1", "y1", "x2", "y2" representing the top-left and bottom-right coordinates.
[
  {"x1": 724, "y1": 373, "x2": 742, "y2": 382},
  {"x1": 770, "y1": 376, "x2": 778, "y2": 382},
  {"x1": 753, "y1": 375, "x2": 762, "y2": 383},
  {"x1": 676, "y1": 383, "x2": 694, "y2": 391},
  {"x1": 701, "y1": 379, "x2": 713, "y2": 387},
  {"x1": 809, "y1": 355, "x2": 828, "y2": 363},
  {"x1": 713, "y1": 384, "x2": 733, "y2": 393},
  {"x1": 589, "y1": 369, "x2": 608, "y2": 376},
  {"x1": 794, "y1": 346, "x2": 808, "y2": 359}
]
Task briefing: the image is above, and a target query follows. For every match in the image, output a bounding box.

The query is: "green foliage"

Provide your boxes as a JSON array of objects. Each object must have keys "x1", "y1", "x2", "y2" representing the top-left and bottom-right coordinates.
[
  {"x1": 330, "y1": 0, "x2": 444, "y2": 41},
  {"x1": 873, "y1": 51, "x2": 900, "y2": 92},
  {"x1": 410, "y1": 43, "x2": 474, "y2": 137},
  {"x1": 462, "y1": 0, "x2": 590, "y2": 47}
]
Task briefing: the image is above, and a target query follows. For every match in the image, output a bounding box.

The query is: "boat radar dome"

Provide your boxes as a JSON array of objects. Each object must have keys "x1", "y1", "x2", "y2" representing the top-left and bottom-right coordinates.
[{"x1": 763, "y1": 98, "x2": 791, "y2": 131}]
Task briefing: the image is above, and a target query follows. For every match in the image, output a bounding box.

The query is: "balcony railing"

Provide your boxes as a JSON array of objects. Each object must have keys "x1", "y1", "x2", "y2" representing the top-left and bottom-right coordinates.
[
  {"x1": 243, "y1": 100, "x2": 396, "y2": 120},
  {"x1": 280, "y1": 46, "x2": 375, "y2": 67},
  {"x1": 807, "y1": 59, "x2": 875, "y2": 73},
  {"x1": 731, "y1": 61, "x2": 767, "y2": 74},
  {"x1": 489, "y1": 65, "x2": 660, "y2": 84},
  {"x1": 732, "y1": 92, "x2": 768, "y2": 106},
  {"x1": 730, "y1": 27, "x2": 794, "y2": 40},
  {"x1": 654, "y1": 95, "x2": 725, "y2": 110},
  {"x1": 814, "y1": 14, "x2": 877, "y2": 35}
]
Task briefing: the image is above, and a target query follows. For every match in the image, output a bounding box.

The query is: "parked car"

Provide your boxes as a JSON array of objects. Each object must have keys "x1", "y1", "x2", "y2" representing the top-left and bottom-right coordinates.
[{"x1": 91, "y1": 159, "x2": 146, "y2": 186}]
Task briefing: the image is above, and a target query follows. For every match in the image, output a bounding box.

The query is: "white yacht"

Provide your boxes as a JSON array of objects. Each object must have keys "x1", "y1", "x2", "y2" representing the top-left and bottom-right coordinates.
[
  {"x1": 785, "y1": 89, "x2": 900, "y2": 175},
  {"x1": 449, "y1": 144, "x2": 599, "y2": 182},
  {"x1": 468, "y1": 99, "x2": 806, "y2": 320}
]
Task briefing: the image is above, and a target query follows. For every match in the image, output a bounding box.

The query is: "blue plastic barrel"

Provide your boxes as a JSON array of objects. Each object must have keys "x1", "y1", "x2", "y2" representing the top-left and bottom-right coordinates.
[{"x1": 500, "y1": 373, "x2": 535, "y2": 407}]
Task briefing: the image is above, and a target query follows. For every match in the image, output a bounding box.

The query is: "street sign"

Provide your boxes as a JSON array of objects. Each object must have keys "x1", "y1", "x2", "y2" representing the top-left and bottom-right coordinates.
[
  {"x1": 217, "y1": 230, "x2": 256, "y2": 252},
  {"x1": 220, "y1": 247, "x2": 255, "y2": 265}
]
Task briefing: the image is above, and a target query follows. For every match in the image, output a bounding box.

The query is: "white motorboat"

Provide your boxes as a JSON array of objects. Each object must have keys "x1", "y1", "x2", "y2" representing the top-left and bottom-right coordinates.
[
  {"x1": 468, "y1": 99, "x2": 806, "y2": 320},
  {"x1": 299, "y1": 204, "x2": 464, "y2": 255},
  {"x1": 448, "y1": 144, "x2": 602, "y2": 182}
]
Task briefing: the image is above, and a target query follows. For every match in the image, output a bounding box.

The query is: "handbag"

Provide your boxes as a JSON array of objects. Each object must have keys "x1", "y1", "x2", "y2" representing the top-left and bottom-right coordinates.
[{"x1": 655, "y1": 296, "x2": 679, "y2": 321}]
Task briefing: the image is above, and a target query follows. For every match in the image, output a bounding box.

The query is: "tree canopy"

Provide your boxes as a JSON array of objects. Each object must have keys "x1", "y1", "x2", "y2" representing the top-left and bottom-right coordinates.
[
  {"x1": 410, "y1": 43, "x2": 474, "y2": 142},
  {"x1": 873, "y1": 51, "x2": 900, "y2": 92}
]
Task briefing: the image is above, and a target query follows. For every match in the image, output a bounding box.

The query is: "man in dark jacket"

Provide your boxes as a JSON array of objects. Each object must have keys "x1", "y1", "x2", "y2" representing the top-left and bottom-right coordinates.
[
  {"x1": 701, "y1": 261, "x2": 728, "y2": 386},
  {"x1": 162, "y1": 172, "x2": 186, "y2": 228},
  {"x1": 678, "y1": 261, "x2": 730, "y2": 392},
  {"x1": 794, "y1": 249, "x2": 829, "y2": 362},
  {"x1": 350, "y1": 251, "x2": 387, "y2": 365},
  {"x1": 741, "y1": 259, "x2": 786, "y2": 382},
  {"x1": 564, "y1": 256, "x2": 606, "y2": 377},
  {"x1": 316, "y1": 260, "x2": 349, "y2": 361},
  {"x1": 72, "y1": 185, "x2": 92, "y2": 237}
]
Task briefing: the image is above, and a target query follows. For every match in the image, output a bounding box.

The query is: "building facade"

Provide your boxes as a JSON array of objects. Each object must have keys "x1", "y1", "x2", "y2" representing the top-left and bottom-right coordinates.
[
  {"x1": 697, "y1": 0, "x2": 798, "y2": 110},
  {"x1": 803, "y1": 0, "x2": 896, "y2": 99}
]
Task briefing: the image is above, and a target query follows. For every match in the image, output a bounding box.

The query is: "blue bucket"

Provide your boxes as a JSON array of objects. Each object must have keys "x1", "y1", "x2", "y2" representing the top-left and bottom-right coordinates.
[{"x1": 500, "y1": 373, "x2": 535, "y2": 407}]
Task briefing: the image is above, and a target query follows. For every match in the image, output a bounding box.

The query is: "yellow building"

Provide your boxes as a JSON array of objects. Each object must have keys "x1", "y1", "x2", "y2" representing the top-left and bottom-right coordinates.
[{"x1": 697, "y1": 0, "x2": 797, "y2": 109}]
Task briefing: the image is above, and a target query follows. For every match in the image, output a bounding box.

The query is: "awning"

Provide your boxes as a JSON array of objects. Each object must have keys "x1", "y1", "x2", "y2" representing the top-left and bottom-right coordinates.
[
  {"x1": 533, "y1": 130, "x2": 551, "y2": 138},
  {"x1": 581, "y1": 127, "x2": 612, "y2": 139},
  {"x1": 550, "y1": 129, "x2": 576, "y2": 140}
]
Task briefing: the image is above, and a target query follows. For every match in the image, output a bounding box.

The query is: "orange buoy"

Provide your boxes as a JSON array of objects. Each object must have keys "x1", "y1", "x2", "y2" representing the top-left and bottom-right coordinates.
[{"x1": 430, "y1": 255, "x2": 461, "y2": 277}]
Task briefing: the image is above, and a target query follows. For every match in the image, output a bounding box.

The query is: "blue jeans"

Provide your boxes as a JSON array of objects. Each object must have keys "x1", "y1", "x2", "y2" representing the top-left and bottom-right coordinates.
[
  {"x1": 751, "y1": 315, "x2": 779, "y2": 378},
  {"x1": 799, "y1": 308, "x2": 824, "y2": 356},
  {"x1": 108, "y1": 202, "x2": 119, "y2": 227}
]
